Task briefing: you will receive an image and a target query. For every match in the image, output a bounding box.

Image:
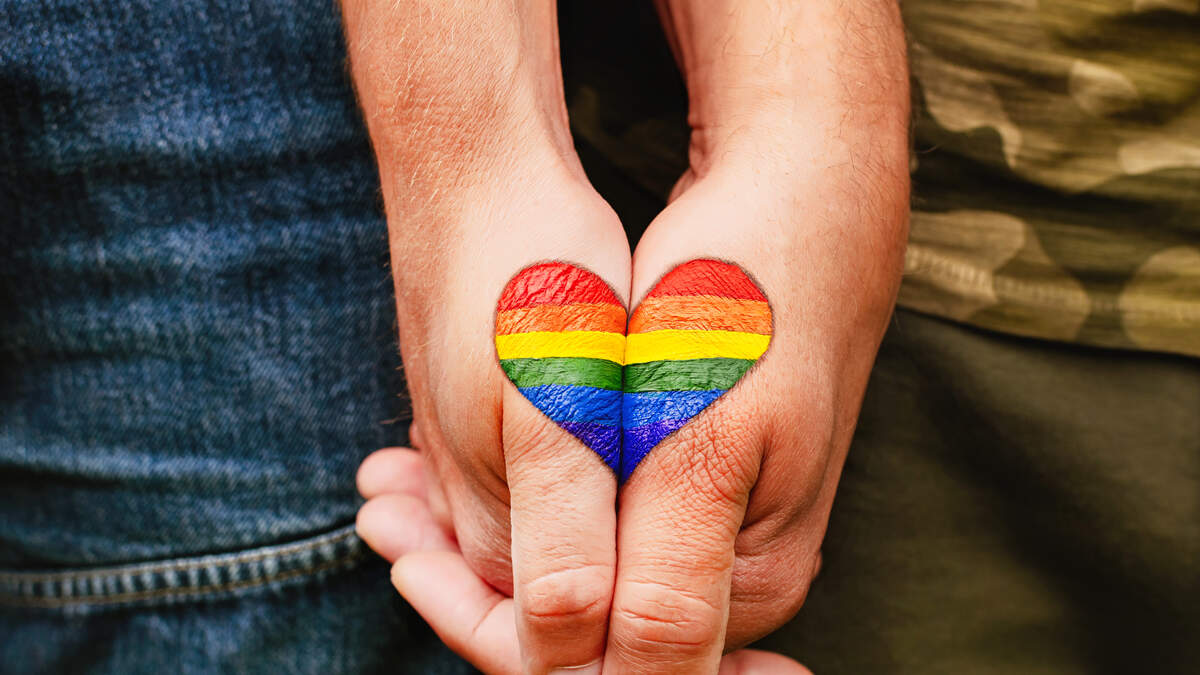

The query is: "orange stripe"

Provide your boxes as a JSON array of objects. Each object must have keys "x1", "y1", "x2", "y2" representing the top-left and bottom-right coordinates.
[
  {"x1": 496, "y1": 302, "x2": 627, "y2": 335},
  {"x1": 628, "y1": 295, "x2": 770, "y2": 335}
]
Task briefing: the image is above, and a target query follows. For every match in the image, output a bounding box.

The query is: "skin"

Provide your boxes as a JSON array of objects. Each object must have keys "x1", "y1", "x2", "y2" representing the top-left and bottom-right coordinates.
[
  {"x1": 343, "y1": 0, "x2": 909, "y2": 672},
  {"x1": 358, "y1": 443, "x2": 812, "y2": 675},
  {"x1": 342, "y1": 4, "x2": 630, "y2": 673}
]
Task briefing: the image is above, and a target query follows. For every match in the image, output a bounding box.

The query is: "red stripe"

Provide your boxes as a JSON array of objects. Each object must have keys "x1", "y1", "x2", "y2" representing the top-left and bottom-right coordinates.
[
  {"x1": 497, "y1": 262, "x2": 622, "y2": 311},
  {"x1": 643, "y1": 259, "x2": 766, "y2": 301}
]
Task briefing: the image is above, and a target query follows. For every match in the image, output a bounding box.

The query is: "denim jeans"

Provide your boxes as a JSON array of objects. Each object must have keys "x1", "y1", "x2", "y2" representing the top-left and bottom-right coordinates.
[{"x1": 0, "y1": 1, "x2": 469, "y2": 672}]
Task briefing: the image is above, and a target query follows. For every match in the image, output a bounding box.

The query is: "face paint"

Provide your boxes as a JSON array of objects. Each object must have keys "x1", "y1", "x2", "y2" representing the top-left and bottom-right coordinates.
[
  {"x1": 495, "y1": 263, "x2": 627, "y2": 471},
  {"x1": 620, "y1": 260, "x2": 772, "y2": 483},
  {"x1": 494, "y1": 259, "x2": 771, "y2": 483}
]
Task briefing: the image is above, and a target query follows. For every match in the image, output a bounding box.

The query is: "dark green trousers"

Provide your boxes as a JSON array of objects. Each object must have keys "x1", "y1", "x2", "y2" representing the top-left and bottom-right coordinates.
[{"x1": 759, "y1": 309, "x2": 1199, "y2": 674}]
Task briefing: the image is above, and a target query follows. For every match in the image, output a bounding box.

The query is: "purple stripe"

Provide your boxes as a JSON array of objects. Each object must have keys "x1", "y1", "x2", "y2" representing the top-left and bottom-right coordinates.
[
  {"x1": 619, "y1": 419, "x2": 691, "y2": 483},
  {"x1": 558, "y1": 421, "x2": 620, "y2": 473}
]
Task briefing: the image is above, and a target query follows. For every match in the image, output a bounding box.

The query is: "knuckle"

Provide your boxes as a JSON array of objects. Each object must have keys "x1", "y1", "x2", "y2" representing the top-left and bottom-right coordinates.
[
  {"x1": 519, "y1": 563, "x2": 613, "y2": 632},
  {"x1": 730, "y1": 546, "x2": 817, "y2": 638},
  {"x1": 504, "y1": 401, "x2": 609, "y2": 482},
  {"x1": 756, "y1": 571, "x2": 812, "y2": 626},
  {"x1": 612, "y1": 578, "x2": 724, "y2": 659},
  {"x1": 504, "y1": 410, "x2": 559, "y2": 466}
]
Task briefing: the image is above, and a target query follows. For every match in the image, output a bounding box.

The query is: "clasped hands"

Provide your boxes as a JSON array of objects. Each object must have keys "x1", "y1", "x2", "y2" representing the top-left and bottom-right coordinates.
[{"x1": 341, "y1": 0, "x2": 909, "y2": 672}]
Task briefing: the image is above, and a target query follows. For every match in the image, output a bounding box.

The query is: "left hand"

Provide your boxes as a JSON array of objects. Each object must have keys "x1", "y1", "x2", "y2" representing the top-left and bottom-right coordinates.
[
  {"x1": 598, "y1": 144, "x2": 907, "y2": 672},
  {"x1": 593, "y1": 0, "x2": 910, "y2": 667}
]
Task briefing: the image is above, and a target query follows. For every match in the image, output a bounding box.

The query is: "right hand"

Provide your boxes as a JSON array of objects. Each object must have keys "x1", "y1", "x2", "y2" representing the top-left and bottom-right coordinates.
[
  {"x1": 342, "y1": 2, "x2": 632, "y2": 672},
  {"x1": 360, "y1": 156, "x2": 633, "y2": 674}
]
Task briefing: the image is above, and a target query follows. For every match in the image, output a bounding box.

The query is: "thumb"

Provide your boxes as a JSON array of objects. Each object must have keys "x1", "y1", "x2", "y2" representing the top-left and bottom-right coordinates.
[{"x1": 496, "y1": 262, "x2": 625, "y2": 674}]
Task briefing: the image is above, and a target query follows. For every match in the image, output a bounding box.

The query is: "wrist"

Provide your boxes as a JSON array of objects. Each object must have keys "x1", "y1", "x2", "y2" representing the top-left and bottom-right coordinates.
[
  {"x1": 343, "y1": 0, "x2": 582, "y2": 216},
  {"x1": 660, "y1": 0, "x2": 909, "y2": 189}
]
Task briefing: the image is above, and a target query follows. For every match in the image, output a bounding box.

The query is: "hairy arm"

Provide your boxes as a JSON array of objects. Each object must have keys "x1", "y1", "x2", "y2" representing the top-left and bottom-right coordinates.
[{"x1": 342, "y1": 2, "x2": 632, "y2": 673}]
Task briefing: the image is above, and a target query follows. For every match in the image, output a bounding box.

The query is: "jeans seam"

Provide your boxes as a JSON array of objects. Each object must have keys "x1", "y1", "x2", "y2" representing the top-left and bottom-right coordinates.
[
  {"x1": 0, "y1": 524, "x2": 370, "y2": 608},
  {"x1": 0, "y1": 549, "x2": 370, "y2": 609},
  {"x1": 0, "y1": 527, "x2": 359, "y2": 584}
]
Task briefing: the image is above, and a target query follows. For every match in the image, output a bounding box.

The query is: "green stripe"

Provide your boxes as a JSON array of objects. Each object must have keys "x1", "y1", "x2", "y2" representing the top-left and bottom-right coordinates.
[
  {"x1": 500, "y1": 357, "x2": 623, "y2": 390},
  {"x1": 624, "y1": 358, "x2": 755, "y2": 393}
]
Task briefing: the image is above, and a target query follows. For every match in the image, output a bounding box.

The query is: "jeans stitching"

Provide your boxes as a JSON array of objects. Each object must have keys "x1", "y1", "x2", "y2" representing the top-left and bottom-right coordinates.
[
  {"x1": 0, "y1": 549, "x2": 370, "y2": 609},
  {"x1": 0, "y1": 524, "x2": 369, "y2": 607}
]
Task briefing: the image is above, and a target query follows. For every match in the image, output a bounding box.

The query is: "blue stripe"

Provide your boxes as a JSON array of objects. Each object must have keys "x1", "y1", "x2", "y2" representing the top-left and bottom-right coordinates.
[
  {"x1": 621, "y1": 389, "x2": 725, "y2": 430},
  {"x1": 516, "y1": 384, "x2": 623, "y2": 426}
]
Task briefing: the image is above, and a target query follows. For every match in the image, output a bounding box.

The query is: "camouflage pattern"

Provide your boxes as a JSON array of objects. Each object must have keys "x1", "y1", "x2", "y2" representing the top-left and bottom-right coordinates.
[
  {"x1": 902, "y1": 0, "x2": 1200, "y2": 357},
  {"x1": 558, "y1": 1, "x2": 1200, "y2": 358}
]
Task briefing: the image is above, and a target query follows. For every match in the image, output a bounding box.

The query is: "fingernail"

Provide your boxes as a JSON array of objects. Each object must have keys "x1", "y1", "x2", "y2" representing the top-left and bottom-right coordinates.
[{"x1": 549, "y1": 661, "x2": 602, "y2": 675}]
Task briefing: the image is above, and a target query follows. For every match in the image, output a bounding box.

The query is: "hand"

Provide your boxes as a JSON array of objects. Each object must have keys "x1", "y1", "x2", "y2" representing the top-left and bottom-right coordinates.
[
  {"x1": 595, "y1": 1, "x2": 910, "y2": 670},
  {"x1": 343, "y1": 1, "x2": 633, "y2": 671},
  {"x1": 358, "y1": 444, "x2": 813, "y2": 675},
  {"x1": 600, "y1": 166, "x2": 906, "y2": 672}
]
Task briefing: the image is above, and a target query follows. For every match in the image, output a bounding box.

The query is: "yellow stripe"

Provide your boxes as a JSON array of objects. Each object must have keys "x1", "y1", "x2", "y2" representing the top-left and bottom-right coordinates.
[
  {"x1": 495, "y1": 331, "x2": 626, "y2": 363},
  {"x1": 624, "y1": 329, "x2": 770, "y2": 365}
]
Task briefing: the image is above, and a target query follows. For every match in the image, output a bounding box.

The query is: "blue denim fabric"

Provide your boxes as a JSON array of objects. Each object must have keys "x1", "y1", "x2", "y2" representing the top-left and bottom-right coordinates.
[
  {"x1": 0, "y1": 1, "x2": 469, "y2": 671},
  {"x1": 0, "y1": 529, "x2": 471, "y2": 674}
]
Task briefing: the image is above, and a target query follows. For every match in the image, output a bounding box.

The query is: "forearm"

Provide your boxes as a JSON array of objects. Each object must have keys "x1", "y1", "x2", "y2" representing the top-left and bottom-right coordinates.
[
  {"x1": 656, "y1": 0, "x2": 910, "y2": 197},
  {"x1": 341, "y1": 0, "x2": 580, "y2": 227},
  {"x1": 648, "y1": 0, "x2": 910, "y2": 382},
  {"x1": 339, "y1": 0, "x2": 626, "y2": 351}
]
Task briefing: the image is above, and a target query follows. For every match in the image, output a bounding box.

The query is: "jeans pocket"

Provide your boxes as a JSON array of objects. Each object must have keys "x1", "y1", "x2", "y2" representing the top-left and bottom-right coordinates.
[{"x1": 0, "y1": 524, "x2": 368, "y2": 613}]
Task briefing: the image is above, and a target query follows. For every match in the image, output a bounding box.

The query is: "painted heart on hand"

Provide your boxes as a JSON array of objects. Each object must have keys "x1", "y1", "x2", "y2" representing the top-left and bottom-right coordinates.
[
  {"x1": 495, "y1": 259, "x2": 771, "y2": 482},
  {"x1": 495, "y1": 262, "x2": 628, "y2": 472}
]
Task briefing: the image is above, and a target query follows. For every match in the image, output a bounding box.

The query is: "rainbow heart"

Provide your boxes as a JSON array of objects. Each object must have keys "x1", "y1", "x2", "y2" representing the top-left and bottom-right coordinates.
[{"x1": 495, "y1": 260, "x2": 771, "y2": 482}]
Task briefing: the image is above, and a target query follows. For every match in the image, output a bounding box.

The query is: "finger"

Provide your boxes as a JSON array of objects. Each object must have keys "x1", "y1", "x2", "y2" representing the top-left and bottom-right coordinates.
[
  {"x1": 604, "y1": 414, "x2": 760, "y2": 674},
  {"x1": 412, "y1": 412, "x2": 516, "y2": 594},
  {"x1": 356, "y1": 494, "x2": 456, "y2": 563},
  {"x1": 393, "y1": 551, "x2": 522, "y2": 675},
  {"x1": 392, "y1": 553, "x2": 811, "y2": 675},
  {"x1": 496, "y1": 264, "x2": 625, "y2": 674},
  {"x1": 503, "y1": 387, "x2": 618, "y2": 674},
  {"x1": 722, "y1": 414, "x2": 839, "y2": 646},
  {"x1": 357, "y1": 447, "x2": 428, "y2": 499},
  {"x1": 355, "y1": 445, "x2": 455, "y2": 552},
  {"x1": 718, "y1": 650, "x2": 812, "y2": 675},
  {"x1": 724, "y1": 532, "x2": 820, "y2": 648}
]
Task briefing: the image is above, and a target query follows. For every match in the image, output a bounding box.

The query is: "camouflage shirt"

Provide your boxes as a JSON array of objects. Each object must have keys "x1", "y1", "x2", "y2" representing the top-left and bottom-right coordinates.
[
  {"x1": 902, "y1": 0, "x2": 1200, "y2": 357},
  {"x1": 560, "y1": 2, "x2": 1200, "y2": 358}
]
